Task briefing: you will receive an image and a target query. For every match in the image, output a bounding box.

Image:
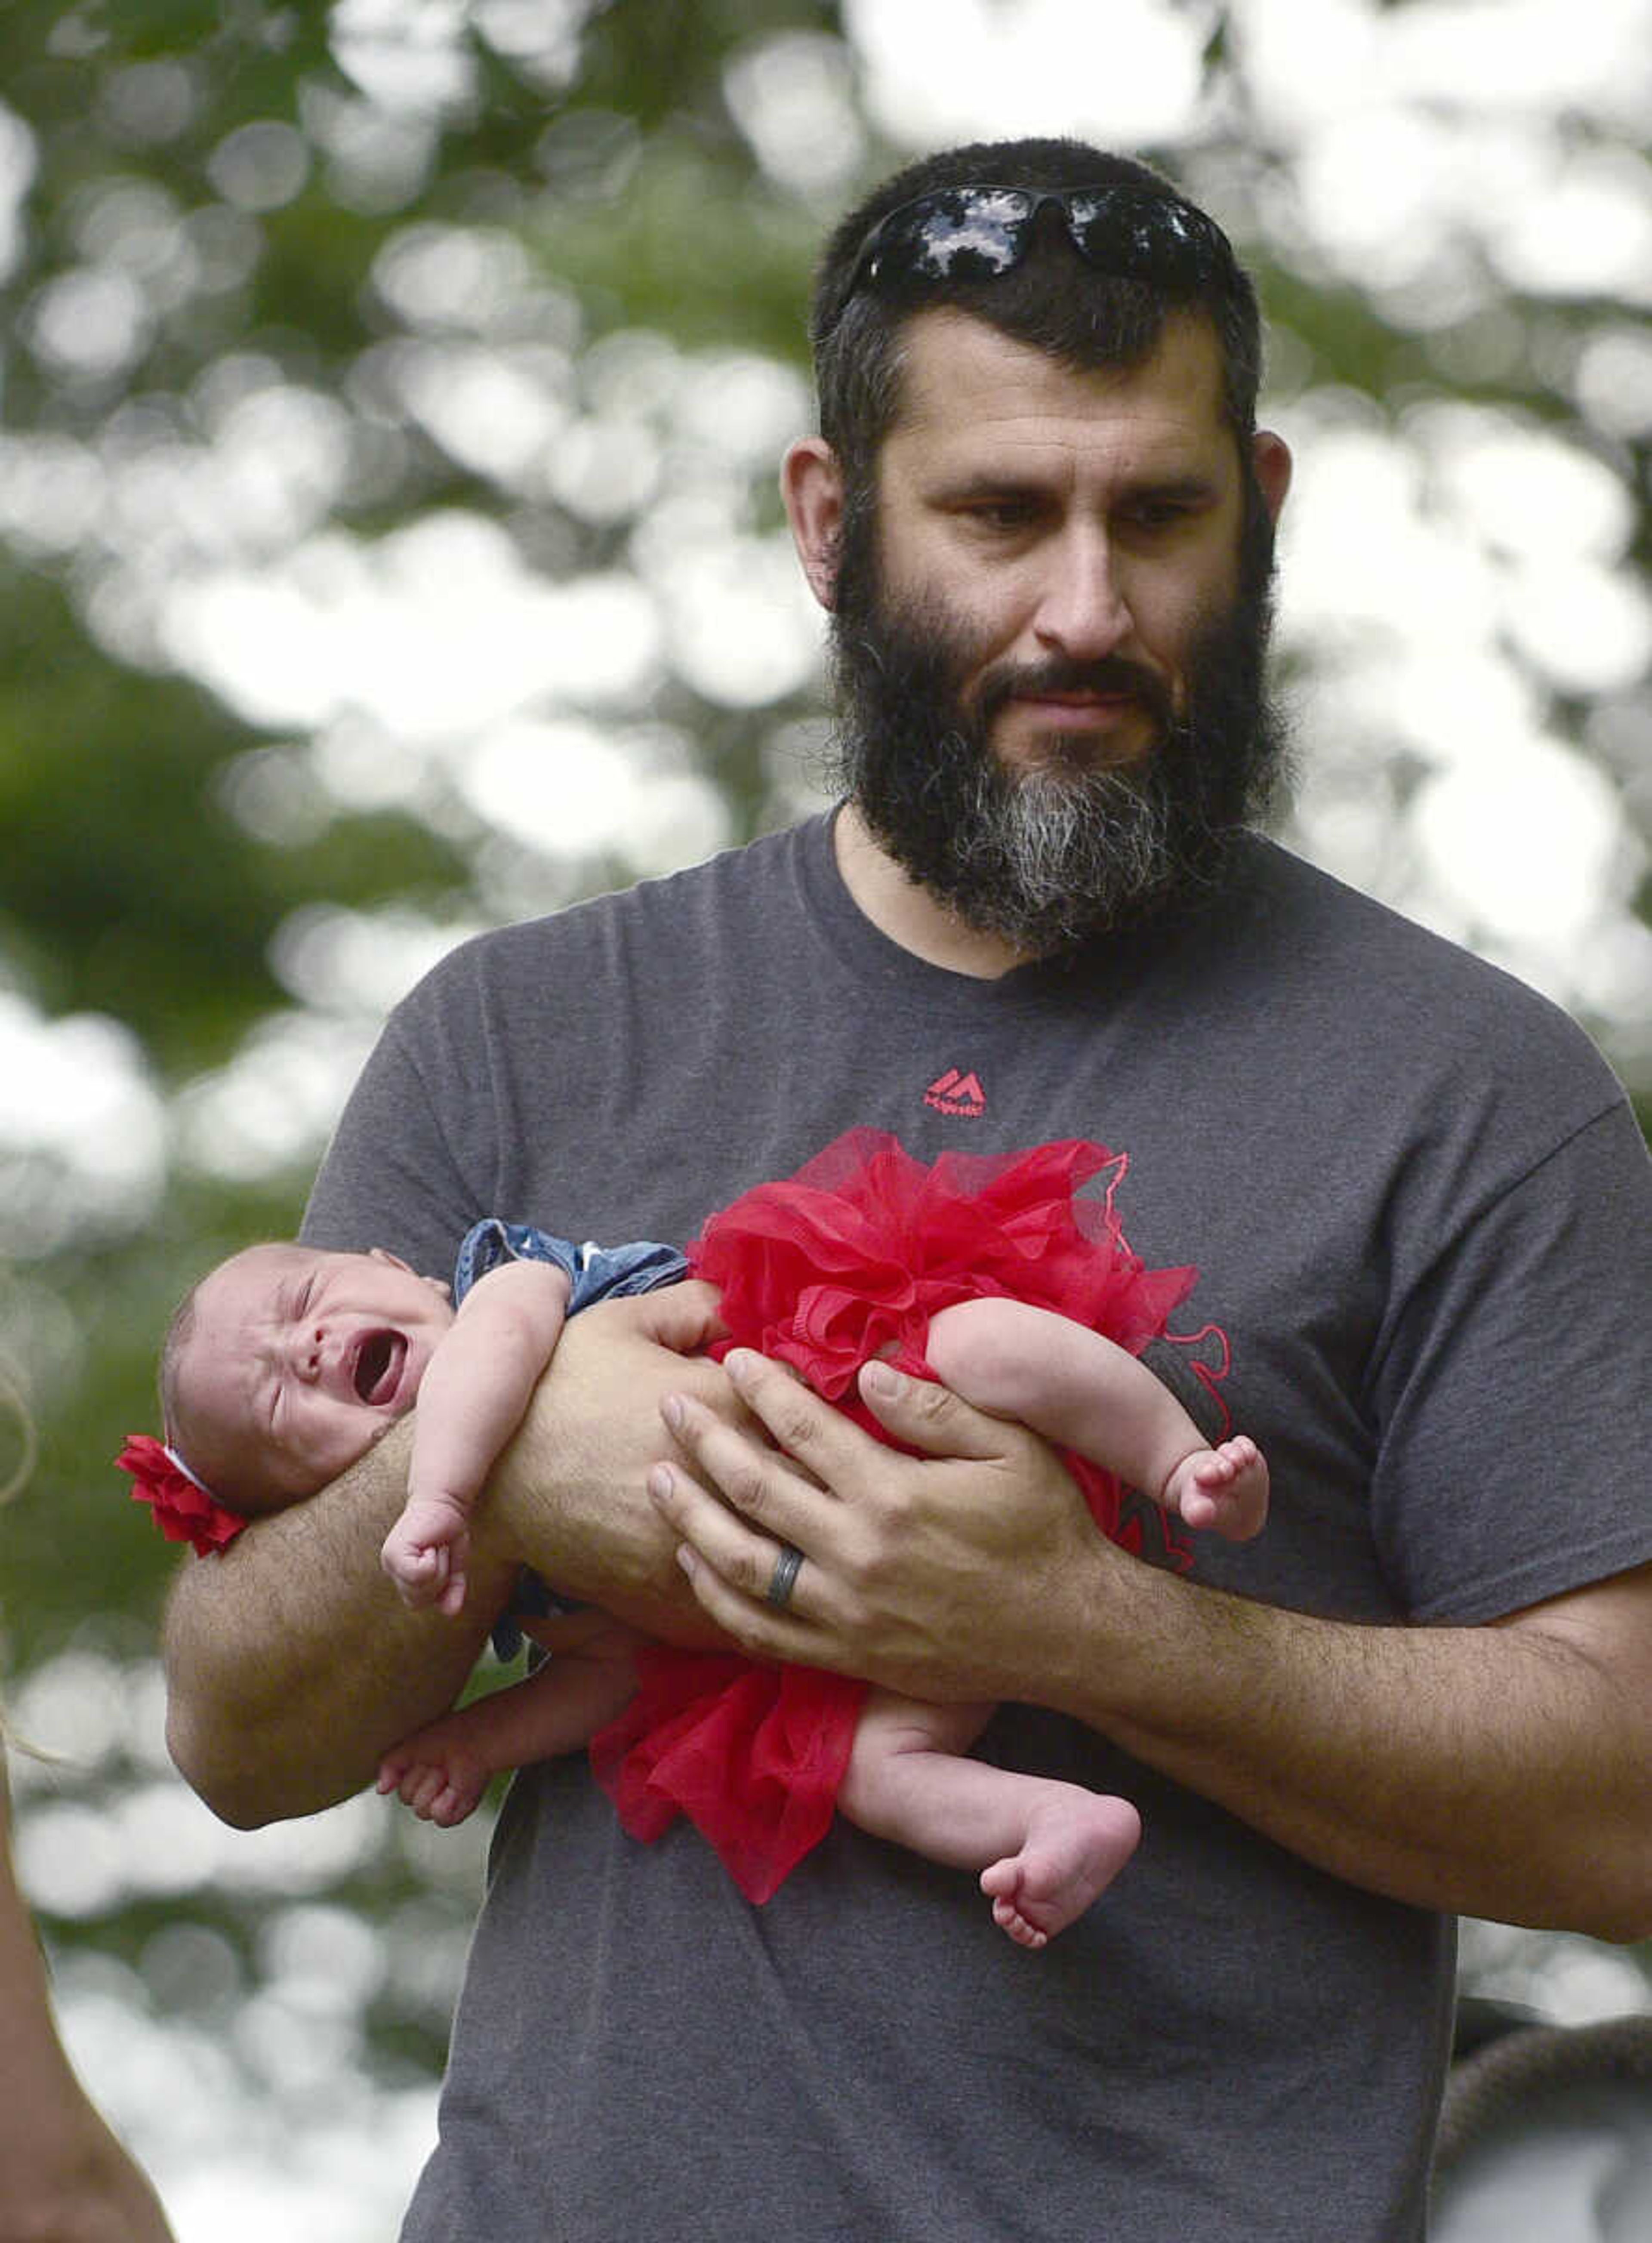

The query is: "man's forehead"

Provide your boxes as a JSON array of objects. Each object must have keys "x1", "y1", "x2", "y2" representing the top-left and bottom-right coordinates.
[{"x1": 885, "y1": 305, "x2": 1229, "y2": 450}]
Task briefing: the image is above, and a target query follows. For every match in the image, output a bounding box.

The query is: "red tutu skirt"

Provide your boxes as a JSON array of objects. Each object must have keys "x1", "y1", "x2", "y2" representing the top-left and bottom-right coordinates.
[{"x1": 589, "y1": 1129, "x2": 1198, "y2": 1901}]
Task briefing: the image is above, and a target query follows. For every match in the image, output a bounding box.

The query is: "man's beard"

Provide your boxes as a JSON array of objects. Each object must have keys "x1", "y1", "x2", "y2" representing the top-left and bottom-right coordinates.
[{"x1": 826, "y1": 488, "x2": 1290, "y2": 955}]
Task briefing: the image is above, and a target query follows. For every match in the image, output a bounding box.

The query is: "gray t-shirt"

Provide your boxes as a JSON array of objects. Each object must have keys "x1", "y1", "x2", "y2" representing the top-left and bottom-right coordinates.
[{"x1": 303, "y1": 815, "x2": 1652, "y2": 2242}]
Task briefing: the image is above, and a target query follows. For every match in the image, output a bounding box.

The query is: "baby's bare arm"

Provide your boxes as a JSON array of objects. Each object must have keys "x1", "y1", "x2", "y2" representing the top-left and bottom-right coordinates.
[
  {"x1": 377, "y1": 1620, "x2": 639, "y2": 1826},
  {"x1": 408, "y1": 1260, "x2": 572, "y2": 1517},
  {"x1": 165, "y1": 1284, "x2": 737, "y2": 1826}
]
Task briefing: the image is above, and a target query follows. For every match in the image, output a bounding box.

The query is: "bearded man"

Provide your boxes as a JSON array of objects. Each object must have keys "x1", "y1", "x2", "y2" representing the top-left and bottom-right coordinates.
[{"x1": 163, "y1": 139, "x2": 1652, "y2": 2243}]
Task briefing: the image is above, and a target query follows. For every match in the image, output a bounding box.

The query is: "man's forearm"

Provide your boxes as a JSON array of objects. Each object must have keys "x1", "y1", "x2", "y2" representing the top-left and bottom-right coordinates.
[
  {"x1": 165, "y1": 1289, "x2": 737, "y2": 1827},
  {"x1": 464, "y1": 1287, "x2": 741, "y2": 1644},
  {"x1": 163, "y1": 1416, "x2": 505, "y2": 1825},
  {"x1": 1043, "y1": 1548, "x2": 1652, "y2": 1941},
  {"x1": 651, "y1": 1352, "x2": 1652, "y2": 1942}
]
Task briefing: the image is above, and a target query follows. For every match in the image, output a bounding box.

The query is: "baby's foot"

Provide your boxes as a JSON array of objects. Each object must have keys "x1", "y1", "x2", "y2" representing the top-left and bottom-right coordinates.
[
  {"x1": 1168, "y1": 1436, "x2": 1269, "y2": 1542},
  {"x1": 980, "y1": 1792, "x2": 1141, "y2": 1950},
  {"x1": 376, "y1": 1726, "x2": 490, "y2": 1828}
]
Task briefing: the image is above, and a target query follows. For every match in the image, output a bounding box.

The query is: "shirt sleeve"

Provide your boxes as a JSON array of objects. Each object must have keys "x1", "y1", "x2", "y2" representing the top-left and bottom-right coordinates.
[
  {"x1": 301, "y1": 1011, "x2": 481, "y2": 1274},
  {"x1": 1368, "y1": 1098, "x2": 1652, "y2": 1622}
]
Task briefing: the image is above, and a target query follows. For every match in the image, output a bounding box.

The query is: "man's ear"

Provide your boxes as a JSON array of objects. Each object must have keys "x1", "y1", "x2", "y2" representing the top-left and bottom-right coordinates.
[
  {"x1": 781, "y1": 435, "x2": 845, "y2": 611},
  {"x1": 1251, "y1": 429, "x2": 1292, "y2": 525}
]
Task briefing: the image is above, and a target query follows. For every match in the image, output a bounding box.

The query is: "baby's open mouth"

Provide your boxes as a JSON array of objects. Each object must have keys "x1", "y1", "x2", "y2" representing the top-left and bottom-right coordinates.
[{"x1": 352, "y1": 1329, "x2": 407, "y2": 1406}]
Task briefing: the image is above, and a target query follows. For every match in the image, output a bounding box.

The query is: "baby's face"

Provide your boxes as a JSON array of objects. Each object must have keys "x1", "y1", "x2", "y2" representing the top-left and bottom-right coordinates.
[{"x1": 176, "y1": 1243, "x2": 456, "y2": 1510}]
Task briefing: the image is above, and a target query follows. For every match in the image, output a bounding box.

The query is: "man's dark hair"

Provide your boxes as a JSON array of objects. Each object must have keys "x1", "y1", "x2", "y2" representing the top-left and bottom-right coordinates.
[{"x1": 811, "y1": 138, "x2": 1264, "y2": 512}]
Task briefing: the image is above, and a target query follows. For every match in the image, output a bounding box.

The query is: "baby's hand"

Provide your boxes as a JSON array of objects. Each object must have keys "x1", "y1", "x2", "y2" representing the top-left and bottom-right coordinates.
[
  {"x1": 376, "y1": 1724, "x2": 490, "y2": 1828},
  {"x1": 381, "y1": 1493, "x2": 472, "y2": 1616},
  {"x1": 1166, "y1": 1435, "x2": 1269, "y2": 1542}
]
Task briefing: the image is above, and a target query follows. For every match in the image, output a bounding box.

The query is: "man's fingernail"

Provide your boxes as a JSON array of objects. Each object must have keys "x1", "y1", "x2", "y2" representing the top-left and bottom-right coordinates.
[
  {"x1": 661, "y1": 1394, "x2": 685, "y2": 1432},
  {"x1": 723, "y1": 1348, "x2": 757, "y2": 1387},
  {"x1": 862, "y1": 1359, "x2": 901, "y2": 1398},
  {"x1": 648, "y1": 1464, "x2": 674, "y2": 1504}
]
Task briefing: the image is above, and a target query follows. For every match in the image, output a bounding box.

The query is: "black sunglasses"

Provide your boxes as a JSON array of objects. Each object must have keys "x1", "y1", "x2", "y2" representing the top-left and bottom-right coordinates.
[{"x1": 828, "y1": 183, "x2": 1240, "y2": 331}]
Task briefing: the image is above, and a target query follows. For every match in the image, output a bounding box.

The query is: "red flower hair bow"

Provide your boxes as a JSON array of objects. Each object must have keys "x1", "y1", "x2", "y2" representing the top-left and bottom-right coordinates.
[{"x1": 116, "y1": 1434, "x2": 246, "y2": 1557}]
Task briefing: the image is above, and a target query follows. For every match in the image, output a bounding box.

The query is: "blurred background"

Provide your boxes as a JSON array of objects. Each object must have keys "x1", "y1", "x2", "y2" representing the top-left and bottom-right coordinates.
[{"x1": 0, "y1": 0, "x2": 1646, "y2": 2231}]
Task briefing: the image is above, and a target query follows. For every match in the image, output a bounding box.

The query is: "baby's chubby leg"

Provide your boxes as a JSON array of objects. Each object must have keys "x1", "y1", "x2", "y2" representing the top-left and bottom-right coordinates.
[
  {"x1": 925, "y1": 1296, "x2": 1268, "y2": 1543},
  {"x1": 377, "y1": 1625, "x2": 638, "y2": 1827},
  {"x1": 839, "y1": 1692, "x2": 1140, "y2": 1950}
]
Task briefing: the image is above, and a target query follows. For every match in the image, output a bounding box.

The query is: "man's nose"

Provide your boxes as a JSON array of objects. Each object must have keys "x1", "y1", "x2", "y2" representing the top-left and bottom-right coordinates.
[{"x1": 1032, "y1": 530, "x2": 1133, "y2": 660}]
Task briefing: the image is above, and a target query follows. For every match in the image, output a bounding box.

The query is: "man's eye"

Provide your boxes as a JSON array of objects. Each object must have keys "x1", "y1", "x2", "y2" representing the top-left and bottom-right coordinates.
[{"x1": 1126, "y1": 492, "x2": 1208, "y2": 534}]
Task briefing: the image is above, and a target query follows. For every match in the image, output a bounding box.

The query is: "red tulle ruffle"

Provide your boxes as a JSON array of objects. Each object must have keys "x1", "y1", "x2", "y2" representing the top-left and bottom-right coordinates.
[
  {"x1": 589, "y1": 1649, "x2": 862, "y2": 1903},
  {"x1": 589, "y1": 1129, "x2": 1197, "y2": 1901}
]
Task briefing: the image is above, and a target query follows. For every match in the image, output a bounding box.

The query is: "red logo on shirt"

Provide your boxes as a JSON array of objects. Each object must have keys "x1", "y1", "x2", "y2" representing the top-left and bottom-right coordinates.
[{"x1": 924, "y1": 1068, "x2": 986, "y2": 1117}]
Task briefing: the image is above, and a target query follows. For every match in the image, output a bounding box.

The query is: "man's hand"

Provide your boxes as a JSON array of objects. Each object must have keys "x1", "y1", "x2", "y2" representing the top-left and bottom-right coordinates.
[
  {"x1": 646, "y1": 1346, "x2": 1105, "y2": 1701},
  {"x1": 648, "y1": 1347, "x2": 1652, "y2": 1940}
]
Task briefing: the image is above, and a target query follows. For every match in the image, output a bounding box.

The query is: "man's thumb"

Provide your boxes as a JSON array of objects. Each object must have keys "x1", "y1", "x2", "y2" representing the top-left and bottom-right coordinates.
[{"x1": 638, "y1": 1278, "x2": 728, "y2": 1356}]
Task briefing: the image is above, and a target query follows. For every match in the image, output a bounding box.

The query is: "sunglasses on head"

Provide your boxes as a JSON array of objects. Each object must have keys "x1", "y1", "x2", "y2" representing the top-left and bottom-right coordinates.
[{"x1": 829, "y1": 183, "x2": 1239, "y2": 331}]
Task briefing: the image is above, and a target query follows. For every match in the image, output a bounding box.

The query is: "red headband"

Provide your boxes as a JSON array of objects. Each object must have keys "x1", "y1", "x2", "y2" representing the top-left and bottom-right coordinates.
[{"x1": 116, "y1": 1434, "x2": 246, "y2": 1558}]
